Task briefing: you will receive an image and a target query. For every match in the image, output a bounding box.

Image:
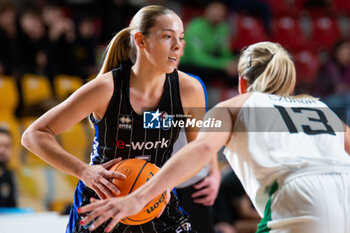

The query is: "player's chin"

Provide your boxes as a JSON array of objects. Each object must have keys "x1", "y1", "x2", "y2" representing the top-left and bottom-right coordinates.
[
  {"x1": 159, "y1": 67, "x2": 174, "y2": 74},
  {"x1": 165, "y1": 60, "x2": 178, "y2": 72},
  {"x1": 166, "y1": 67, "x2": 176, "y2": 74},
  {"x1": 164, "y1": 64, "x2": 176, "y2": 74}
]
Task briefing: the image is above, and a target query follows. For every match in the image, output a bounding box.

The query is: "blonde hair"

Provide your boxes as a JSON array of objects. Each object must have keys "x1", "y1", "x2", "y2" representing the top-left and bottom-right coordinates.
[
  {"x1": 238, "y1": 42, "x2": 296, "y2": 97},
  {"x1": 98, "y1": 5, "x2": 174, "y2": 75}
]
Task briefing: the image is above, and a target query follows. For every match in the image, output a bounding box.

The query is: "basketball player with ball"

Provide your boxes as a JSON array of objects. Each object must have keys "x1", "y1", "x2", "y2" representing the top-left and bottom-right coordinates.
[
  {"x1": 22, "y1": 5, "x2": 220, "y2": 233},
  {"x1": 79, "y1": 42, "x2": 350, "y2": 233}
]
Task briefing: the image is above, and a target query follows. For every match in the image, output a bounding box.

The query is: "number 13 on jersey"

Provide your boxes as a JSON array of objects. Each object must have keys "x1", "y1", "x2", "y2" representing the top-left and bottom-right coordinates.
[{"x1": 274, "y1": 105, "x2": 336, "y2": 136}]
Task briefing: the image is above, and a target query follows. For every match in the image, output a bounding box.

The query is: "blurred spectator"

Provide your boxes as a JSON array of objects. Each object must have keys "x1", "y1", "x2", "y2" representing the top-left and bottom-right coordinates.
[
  {"x1": 98, "y1": 0, "x2": 138, "y2": 43},
  {"x1": 42, "y1": 4, "x2": 76, "y2": 77},
  {"x1": 0, "y1": 128, "x2": 16, "y2": 207},
  {"x1": 73, "y1": 15, "x2": 98, "y2": 78},
  {"x1": 213, "y1": 169, "x2": 260, "y2": 233},
  {"x1": 179, "y1": 1, "x2": 238, "y2": 87},
  {"x1": 0, "y1": 1, "x2": 22, "y2": 77},
  {"x1": 19, "y1": 10, "x2": 51, "y2": 77},
  {"x1": 313, "y1": 39, "x2": 350, "y2": 122},
  {"x1": 313, "y1": 39, "x2": 350, "y2": 95},
  {"x1": 314, "y1": 39, "x2": 350, "y2": 97}
]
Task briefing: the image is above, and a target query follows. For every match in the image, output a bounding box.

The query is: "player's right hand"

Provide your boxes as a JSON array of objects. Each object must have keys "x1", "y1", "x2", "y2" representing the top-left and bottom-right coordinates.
[
  {"x1": 78, "y1": 196, "x2": 144, "y2": 232},
  {"x1": 81, "y1": 158, "x2": 126, "y2": 199}
]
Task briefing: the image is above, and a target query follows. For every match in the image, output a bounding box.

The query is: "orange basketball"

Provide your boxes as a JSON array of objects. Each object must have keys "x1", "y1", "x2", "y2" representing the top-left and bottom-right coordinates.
[{"x1": 109, "y1": 158, "x2": 167, "y2": 225}]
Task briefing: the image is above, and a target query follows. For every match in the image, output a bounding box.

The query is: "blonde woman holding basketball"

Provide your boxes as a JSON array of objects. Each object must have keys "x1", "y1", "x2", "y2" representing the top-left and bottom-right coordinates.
[
  {"x1": 22, "y1": 5, "x2": 221, "y2": 233},
  {"x1": 79, "y1": 42, "x2": 350, "y2": 233}
]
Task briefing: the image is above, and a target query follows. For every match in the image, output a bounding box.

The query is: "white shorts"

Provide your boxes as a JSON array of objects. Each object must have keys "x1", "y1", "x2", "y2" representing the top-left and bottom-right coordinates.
[{"x1": 257, "y1": 172, "x2": 350, "y2": 233}]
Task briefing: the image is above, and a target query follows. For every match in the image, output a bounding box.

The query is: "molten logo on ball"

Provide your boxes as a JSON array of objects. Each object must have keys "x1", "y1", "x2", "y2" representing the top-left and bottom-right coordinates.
[{"x1": 146, "y1": 191, "x2": 166, "y2": 214}]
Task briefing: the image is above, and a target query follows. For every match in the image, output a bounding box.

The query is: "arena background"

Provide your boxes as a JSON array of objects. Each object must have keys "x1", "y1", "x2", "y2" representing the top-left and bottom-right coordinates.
[{"x1": 0, "y1": 0, "x2": 349, "y2": 232}]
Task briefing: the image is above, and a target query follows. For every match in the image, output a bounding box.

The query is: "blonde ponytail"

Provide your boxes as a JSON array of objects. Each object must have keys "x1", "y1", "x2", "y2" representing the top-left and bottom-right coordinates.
[
  {"x1": 238, "y1": 42, "x2": 296, "y2": 96},
  {"x1": 98, "y1": 27, "x2": 132, "y2": 75}
]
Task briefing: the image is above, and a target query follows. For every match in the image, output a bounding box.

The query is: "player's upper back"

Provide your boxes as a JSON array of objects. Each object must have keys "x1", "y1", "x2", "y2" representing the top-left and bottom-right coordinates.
[{"x1": 224, "y1": 92, "x2": 350, "y2": 199}]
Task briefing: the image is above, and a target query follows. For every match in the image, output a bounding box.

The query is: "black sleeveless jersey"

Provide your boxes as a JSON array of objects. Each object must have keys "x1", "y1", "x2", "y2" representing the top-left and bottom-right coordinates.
[
  {"x1": 68, "y1": 64, "x2": 194, "y2": 233},
  {"x1": 89, "y1": 63, "x2": 184, "y2": 167}
]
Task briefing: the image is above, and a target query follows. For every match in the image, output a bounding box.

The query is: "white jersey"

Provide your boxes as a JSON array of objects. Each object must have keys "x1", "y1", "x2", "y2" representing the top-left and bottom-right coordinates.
[{"x1": 224, "y1": 92, "x2": 350, "y2": 217}]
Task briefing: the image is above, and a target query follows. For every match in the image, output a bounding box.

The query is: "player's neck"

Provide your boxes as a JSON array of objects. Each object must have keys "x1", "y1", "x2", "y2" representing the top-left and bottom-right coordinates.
[{"x1": 131, "y1": 61, "x2": 166, "y2": 92}]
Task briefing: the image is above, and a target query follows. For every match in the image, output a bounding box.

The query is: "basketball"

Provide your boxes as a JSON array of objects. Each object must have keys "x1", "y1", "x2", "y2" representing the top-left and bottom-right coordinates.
[{"x1": 109, "y1": 158, "x2": 167, "y2": 225}]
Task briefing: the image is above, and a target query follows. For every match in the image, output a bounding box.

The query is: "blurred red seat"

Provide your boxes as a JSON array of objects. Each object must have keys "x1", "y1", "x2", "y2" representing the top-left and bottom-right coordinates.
[
  {"x1": 333, "y1": 0, "x2": 350, "y2": 13},
  {"x1": 273, "y1": 16, "x2": 308, "y2": 51},
  {"x1": 263, "y1": 0, "x2": 306, "y2": 17},
  {"x1": 231, "y1": 15, "x2": 269, "y2": 51},
  {"x1": 292, "y1": 49, "x2": 320, "y2": 85},
  {"x1": 263, "y1": 0, "x2": 289, "y2": 16},
  {"x1": 311, "y1": 16, "x2": 341, "y2": 50},
  {"x1": 180, "y1": 6, "x2": 203, "y2": 27}
]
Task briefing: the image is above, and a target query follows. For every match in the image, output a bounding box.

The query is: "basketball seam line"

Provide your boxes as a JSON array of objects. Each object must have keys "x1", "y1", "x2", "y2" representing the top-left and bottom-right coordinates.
[
  {"x1": 113, "y1": 159, "x2": 126, "y2": 172},
  {"x1": 128, "y1": 160, "x2": 149, "y2": 194},
  {"x1": 124, "y1": 213, "x2": 158, "y2": 222}
]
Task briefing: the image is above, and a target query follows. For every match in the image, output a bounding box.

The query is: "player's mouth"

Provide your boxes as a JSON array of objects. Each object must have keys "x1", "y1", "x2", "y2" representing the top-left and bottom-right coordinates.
[{"x1": 168, "y1": 56, "x2": 177, "y2": 62}]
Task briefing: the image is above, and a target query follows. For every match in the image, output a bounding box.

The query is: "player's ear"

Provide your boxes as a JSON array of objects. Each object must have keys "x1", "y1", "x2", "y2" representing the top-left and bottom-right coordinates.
[
  {"x1": 134, "y1": 32, "x2": 146, "y2": 49},
  {"x1": 239, "y1": 76, "x2": 249, "y2": 94},
  {"x1": 290, "y1": 78, "x2": 296, "y2": 94}
]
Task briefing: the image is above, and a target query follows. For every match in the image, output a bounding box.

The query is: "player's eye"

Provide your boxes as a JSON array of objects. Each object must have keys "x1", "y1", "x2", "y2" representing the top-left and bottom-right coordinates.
[{"x1": 162, "y1": 34, "x2": 171, "y2": 39}]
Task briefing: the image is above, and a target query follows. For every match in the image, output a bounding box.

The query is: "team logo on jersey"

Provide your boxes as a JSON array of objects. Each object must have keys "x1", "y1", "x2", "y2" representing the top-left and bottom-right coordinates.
[
  {"x1": 143, "y1": 110, "x2": 173, "y2": 129},
  {"x1": 116, "y1": 138, "x2": 169, "y2": 150},
  {"x1": 118, "y1": 115, "x2": 133, "y2": 130},
  {"x1": 135, "y1": 155, "x2": 151, "y2": 161}
]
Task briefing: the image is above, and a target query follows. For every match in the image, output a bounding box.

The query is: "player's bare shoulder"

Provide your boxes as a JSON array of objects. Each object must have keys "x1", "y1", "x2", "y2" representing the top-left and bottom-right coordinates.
[
  {"x1": 217, "y1": 93, "x2": 252, "y2": 120},
  {"x1": 219, "y1": 93, "x2": 252, "y2": 108},
  {"x1": 87, "y1": 72, "x2": 114, "y2": 93},
  {"x1": 177, "y1": 70, "x2": 205, "y2": 107},
  {"x1": 71, "y1": 71, "x2": 115, "y2": 119}
]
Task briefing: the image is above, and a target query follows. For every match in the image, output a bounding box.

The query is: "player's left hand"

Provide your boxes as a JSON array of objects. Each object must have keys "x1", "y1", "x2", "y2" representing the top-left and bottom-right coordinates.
[{"x1": 191, "y1": 170, "x2": 221, "y2": 206}]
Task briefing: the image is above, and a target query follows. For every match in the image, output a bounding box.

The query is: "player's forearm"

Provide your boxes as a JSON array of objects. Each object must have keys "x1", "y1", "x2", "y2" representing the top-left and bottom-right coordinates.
[
  {"x1": 209, "y1": 152, "x2": 220, "y2": 174},
  {"x1": 133, "y1": 140, "x2": 214, "y2": 205},
  {"x1": 22, "y1": 127, "x2": 88, "y2": 178}
]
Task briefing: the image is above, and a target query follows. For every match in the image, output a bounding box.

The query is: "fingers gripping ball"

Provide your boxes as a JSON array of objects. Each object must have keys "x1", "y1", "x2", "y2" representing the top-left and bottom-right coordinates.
[{"x1": 109, "y1": 158, "x2": 167, "y2": 225}]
